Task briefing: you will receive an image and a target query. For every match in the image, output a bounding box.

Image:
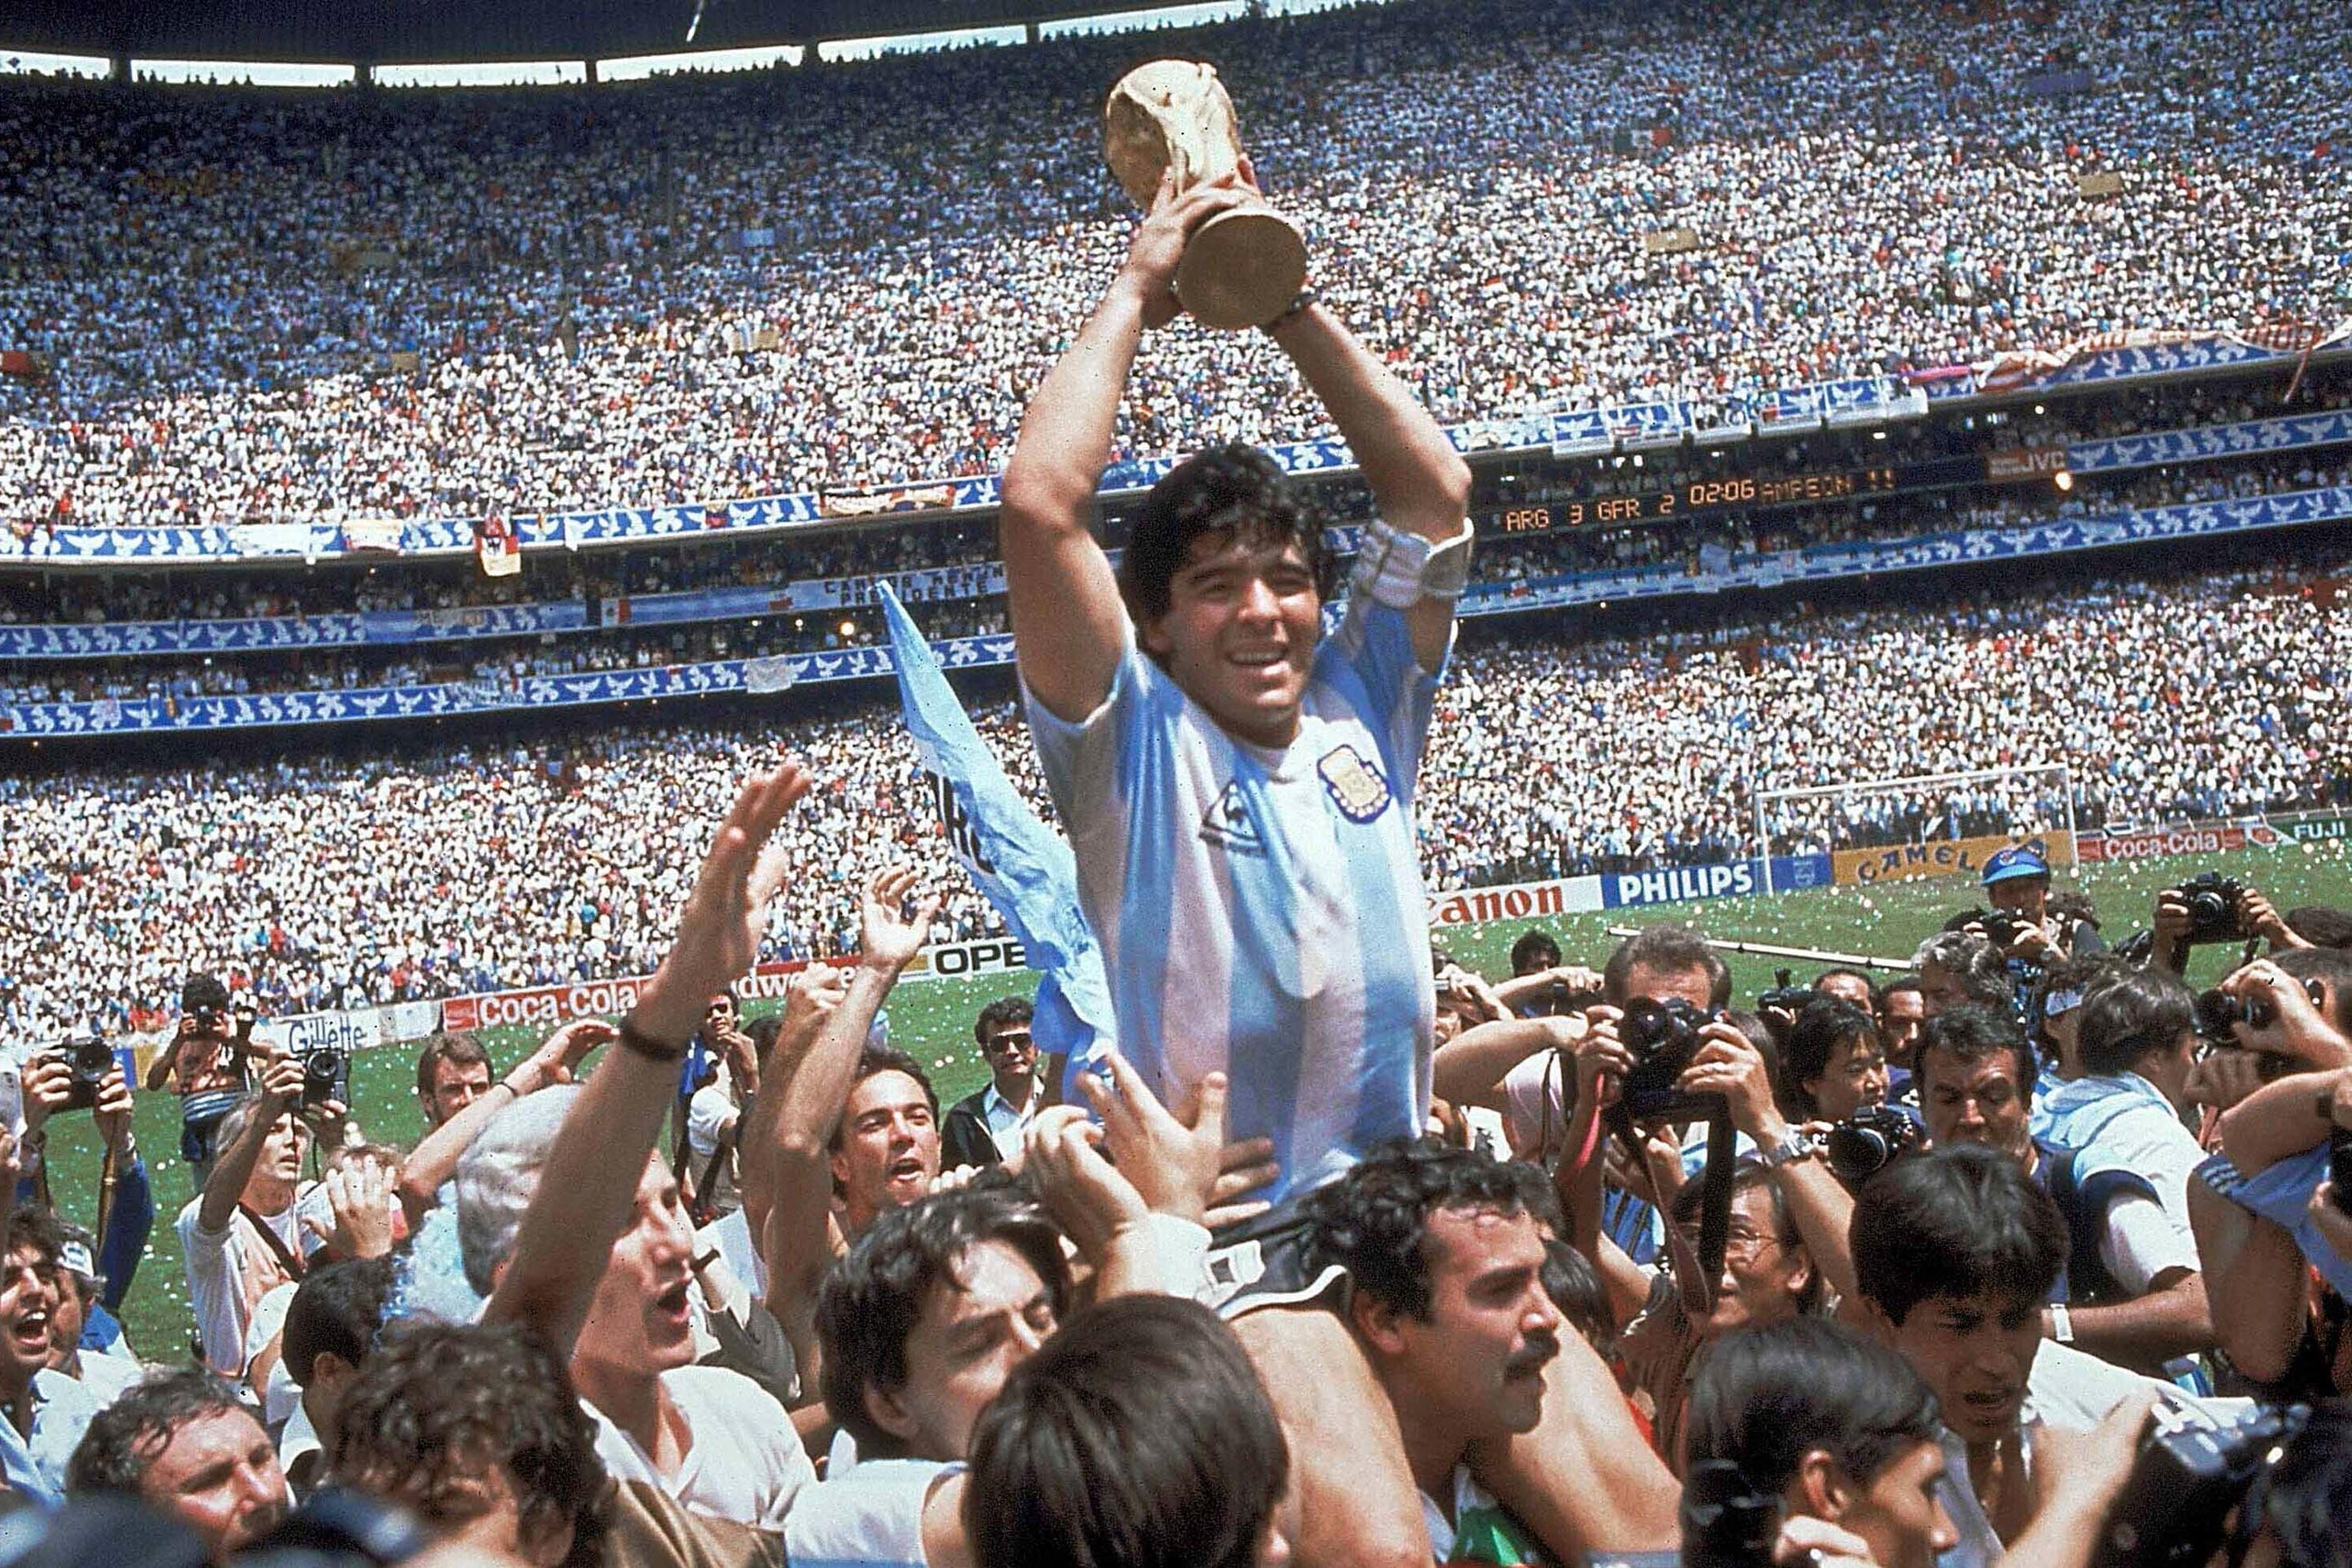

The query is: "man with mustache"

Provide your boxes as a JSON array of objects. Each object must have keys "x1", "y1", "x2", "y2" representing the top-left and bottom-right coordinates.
[{"x1": 1308, "y1": 1140, "x2": 1563, "y2": 1562}]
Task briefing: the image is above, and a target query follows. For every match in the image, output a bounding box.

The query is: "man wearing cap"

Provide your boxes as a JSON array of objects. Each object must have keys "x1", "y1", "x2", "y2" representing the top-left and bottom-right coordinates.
[
  {"x1": 1979, "y1": 846, "x2": 2103, "y2": 966},
  {"x1": 45, "y1": 1225, "x2": 146, "y2": 1405}
]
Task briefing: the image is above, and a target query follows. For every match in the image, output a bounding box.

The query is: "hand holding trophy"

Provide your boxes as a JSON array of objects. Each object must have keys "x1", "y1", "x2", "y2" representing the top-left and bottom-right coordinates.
[{"x1": 1103, "y1": 60, "x2": 1307, "y2": 331}]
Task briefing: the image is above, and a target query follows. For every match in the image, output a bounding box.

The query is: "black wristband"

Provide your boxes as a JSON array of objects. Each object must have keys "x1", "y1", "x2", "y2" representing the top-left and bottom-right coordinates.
[
  {"x1": 1258, "y1": 287, "x2": 1318, "y2": 335},
  {"x1": 618, "y1": 1016, "x2": 690, "y2": 1065}
]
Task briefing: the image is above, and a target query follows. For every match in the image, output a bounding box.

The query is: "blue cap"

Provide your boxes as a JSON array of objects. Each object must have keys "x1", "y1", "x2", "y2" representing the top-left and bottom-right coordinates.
[{"x1": 1981, "y1": 844, "x2": 2050, "y2": 886}]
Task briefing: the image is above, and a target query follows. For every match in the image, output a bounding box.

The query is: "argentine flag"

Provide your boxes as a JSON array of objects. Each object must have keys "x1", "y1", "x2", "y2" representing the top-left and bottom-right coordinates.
[{"x1": 875, "y1": 585, "x2": 1114, "y2": 1090}]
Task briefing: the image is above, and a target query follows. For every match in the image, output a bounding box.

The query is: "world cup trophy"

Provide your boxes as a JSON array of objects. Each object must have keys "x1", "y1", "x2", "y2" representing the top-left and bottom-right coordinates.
[{"x1": 1102, "y1": 60, "x2": 1307, "y2": 332}]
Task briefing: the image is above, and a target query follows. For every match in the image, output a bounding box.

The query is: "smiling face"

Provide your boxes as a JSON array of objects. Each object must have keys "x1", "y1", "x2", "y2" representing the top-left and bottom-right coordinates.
[
  {"x1": 832, "y1": 1070, "x2": 942, "y2": 1232},
  {"x1": 1140, "y1": 532, "x2": 1323, "y2": 749},
  {"x1": 571, "y1": 1157, "x2": 700, "y2": 1387},
  {"x1": 1878, "y1": 1290, "x2": 2042, "y2": 1447}
]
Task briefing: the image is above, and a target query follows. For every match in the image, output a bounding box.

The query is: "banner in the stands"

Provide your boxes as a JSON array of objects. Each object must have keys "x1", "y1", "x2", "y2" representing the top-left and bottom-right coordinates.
[{"x1": 1833, "y1": 832, "x2": 2075, "y2": 886}]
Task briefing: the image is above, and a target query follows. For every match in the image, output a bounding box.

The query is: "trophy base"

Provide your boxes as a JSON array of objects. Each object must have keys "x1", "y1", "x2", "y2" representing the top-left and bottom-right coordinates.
[{"x1": 1175, "y1": 207, "x2": 1308, "y2": 332}]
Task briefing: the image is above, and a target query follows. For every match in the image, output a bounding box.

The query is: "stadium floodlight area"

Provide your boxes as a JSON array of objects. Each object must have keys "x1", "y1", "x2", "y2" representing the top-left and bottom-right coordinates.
[{"x1": 1755, "y1": 761, "x2": 2078, "y2": 894}]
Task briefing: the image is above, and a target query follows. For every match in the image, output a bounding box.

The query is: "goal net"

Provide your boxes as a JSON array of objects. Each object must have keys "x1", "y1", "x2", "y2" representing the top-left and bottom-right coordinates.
[{"x1": 1754, "y1": 761, "x2": 2078, "y2": 893}]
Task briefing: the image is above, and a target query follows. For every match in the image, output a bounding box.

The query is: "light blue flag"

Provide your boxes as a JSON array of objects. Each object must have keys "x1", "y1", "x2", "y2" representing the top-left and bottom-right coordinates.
[{"x1": 875, "y1": 585, "x2": 1114, "y2": 1088}]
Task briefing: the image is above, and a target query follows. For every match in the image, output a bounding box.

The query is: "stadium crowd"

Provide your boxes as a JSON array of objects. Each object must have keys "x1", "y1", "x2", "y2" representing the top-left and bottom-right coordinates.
[
  {"x1": 0, "y1": 539, "x2": 2342, "y2": 1039},
  {"x1": 3, "y1": 0, "x2": 2348, "y2": 529}
]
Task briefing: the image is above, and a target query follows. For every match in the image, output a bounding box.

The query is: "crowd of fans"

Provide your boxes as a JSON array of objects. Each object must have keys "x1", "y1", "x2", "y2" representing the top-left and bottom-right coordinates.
[
  {"x1": 0, "y1": 540, "x2": 2340, "y2": 1038},
  {"x1": 3, "y1": 0, "x2": 2347, "y2": 529}
]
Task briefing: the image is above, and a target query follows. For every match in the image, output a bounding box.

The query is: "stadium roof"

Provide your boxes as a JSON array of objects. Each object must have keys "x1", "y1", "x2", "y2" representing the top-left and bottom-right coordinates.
[{"x1": 0, "y1": 0, "x2": 1257, "y2": 66}]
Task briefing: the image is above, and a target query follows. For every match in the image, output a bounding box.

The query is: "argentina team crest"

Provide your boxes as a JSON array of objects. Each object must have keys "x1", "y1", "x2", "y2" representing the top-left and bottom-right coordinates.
[{"x1": 1316, "y1": 745, "x2": 1391, "y2": 823}]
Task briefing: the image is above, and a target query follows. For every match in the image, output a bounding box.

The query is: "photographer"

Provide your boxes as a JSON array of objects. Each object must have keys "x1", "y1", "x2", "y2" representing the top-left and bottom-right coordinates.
[
  {"x1": 1911, "y1": 934, "x2": 2011, "y2": 1021},
  {"x1": 2036, "y1": 970, "x2": 2217, "y2": 1370},
  {"x1": 2153, "y1": 876, "x2": 2308, "y2": 976},
  {"x1": 1682, "y1": 1318, "x2": 1956, "y2": 1568},
  {"x1": 2190, "y1": 954, "x2": 2352, "y2": 1391},
  {"x1": 1975, "y1": 846, "x2": 2103, "y2": 965},
  {"x1": 1917, "y1": 1006, "x2": 2208, "y2": 1368},
  {"x1": 176, "y1": 1053, "x2": 328, "y2": 1376},
  {"x1": 141, "y1": 975, "x2": 257, "y2": 1190},
  {"x1": 16, "y1": 1047, "x2": 150, "y2": 1350},
  {"x1": 1560, "y1": 999, "x2": 1858, "y2": 1465},
  {"x1": 1780, "y1": 999, "x2": 1892, "y2": 1126}
]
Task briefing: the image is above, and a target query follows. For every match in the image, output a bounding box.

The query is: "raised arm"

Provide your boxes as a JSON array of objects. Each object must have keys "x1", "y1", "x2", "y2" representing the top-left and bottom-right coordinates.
[
  {"x1": 998, "y1": 173, "x2": 1256, "y2": 723},
  {"x1": 759, "y1": 867, "x2": 939, "y2": 1348},
  {"x1": 1263, "y1": 296, "x2": 1472, "y2": 671},
  {"x1": 196, "y1": 1052, "x2": 303, "y2": 1233},
  {"x1": 485, "y1": 762, "x2": 811, "y2": 1351},
  {"x1": 396, "y1": 1020, "x2": 614, "y2": 1228}
]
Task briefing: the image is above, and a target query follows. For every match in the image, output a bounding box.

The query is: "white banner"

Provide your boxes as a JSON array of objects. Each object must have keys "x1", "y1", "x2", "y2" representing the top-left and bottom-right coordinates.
[
  {"x1": 253, "y1": 1008, "x2": 383, "y2": 1057},
  {"x1": 1425, "y1": 874, "x2": 1605, "y2": 928},
  {"x1": 384, "y1": 1001, "x2": 442, "y2": 1042}
]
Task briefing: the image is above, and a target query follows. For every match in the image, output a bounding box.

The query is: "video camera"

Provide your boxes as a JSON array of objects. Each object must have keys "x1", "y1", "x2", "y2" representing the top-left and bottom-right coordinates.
[
  {"x1": 2091, "y1": 1400, "x2": 2307, "y2": 1568},
  {"x1": 1822, "y1": 1105, "x2": 1924, "y2": 1188},
  {"x1": 38, "y1": 1035, "x2": 117, "y2": 1114},
  {"x1": 2171, "y1": 872, "x2": 2248, "y2": 947}
]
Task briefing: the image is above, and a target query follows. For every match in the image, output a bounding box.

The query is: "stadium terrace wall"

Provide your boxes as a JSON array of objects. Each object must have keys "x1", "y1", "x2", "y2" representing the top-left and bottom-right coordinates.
[
  {"x1": 8, "y1": 334, "x2": 2343, "y2": 570},
  {"x1": 9, "y1": 404, "x2": 2352, "y2": 660},
  {"x1": 8, "y1": 480, "x2": 2350, "y2": 737}
]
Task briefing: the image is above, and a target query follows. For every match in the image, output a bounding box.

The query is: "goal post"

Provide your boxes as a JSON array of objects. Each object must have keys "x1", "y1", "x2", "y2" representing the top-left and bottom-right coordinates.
[{"x1": 1755, "y1": 760, "x2": 2078, "y2": 896}]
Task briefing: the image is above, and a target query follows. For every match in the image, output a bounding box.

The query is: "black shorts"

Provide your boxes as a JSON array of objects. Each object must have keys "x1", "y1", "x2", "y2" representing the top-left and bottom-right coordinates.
[{"x1": 1202, "y1": 1197, "x2": 1349, "y2": 1321}]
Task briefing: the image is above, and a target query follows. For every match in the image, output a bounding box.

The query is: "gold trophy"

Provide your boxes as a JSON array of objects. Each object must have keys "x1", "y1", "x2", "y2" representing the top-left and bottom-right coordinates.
[{"x1": 1103, "y1": 60, "x2": 1307, "y2": 332}]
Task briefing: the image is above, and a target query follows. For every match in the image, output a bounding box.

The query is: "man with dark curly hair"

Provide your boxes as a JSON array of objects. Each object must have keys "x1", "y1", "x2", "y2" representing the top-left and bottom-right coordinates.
[{"x1": 326, "y1": 1322, "x2": 613, "y2": 1568}]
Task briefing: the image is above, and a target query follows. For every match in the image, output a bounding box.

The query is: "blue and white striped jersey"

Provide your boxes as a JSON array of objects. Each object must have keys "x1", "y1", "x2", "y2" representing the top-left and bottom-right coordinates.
[{"x1": 1026, "y1": 597, "x2": 1440, "y2": 1204}]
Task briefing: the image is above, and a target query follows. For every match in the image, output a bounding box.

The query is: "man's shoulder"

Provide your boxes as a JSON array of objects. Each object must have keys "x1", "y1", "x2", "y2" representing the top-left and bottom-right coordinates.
[
  {"x1": 946, "y1": 1086, "x2": 991, "y2": 1120},
  {"x1": 783, "y1": 1459, "x2": 961, "y2": 1566},
  {"x1": 660, "y1": 1364, "x2": 796, "y2": 1439}
]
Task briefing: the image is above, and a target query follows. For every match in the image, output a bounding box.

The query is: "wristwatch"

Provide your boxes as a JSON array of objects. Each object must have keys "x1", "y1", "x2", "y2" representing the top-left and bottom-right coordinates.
[{"x1": 1756, "y1": 1128, "x2": 1812, "y2": 1171}]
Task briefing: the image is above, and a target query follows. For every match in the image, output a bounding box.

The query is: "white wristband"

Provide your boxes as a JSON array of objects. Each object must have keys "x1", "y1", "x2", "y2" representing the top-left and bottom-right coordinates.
[
  {"x1": 1348, "y1": 515, "x2": 1476, "y2": 609},
  {"x1": 2049, "y1": 1302, "x2": 2075, "y2": 1344}
]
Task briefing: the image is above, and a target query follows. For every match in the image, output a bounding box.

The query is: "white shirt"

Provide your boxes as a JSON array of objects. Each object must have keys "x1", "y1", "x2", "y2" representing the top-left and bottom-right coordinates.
[
  {"x1": 585, "y1": 1365, "x2": 811, "y2": 1533},
  {"x1": 176, "y1": 1193, "x2": 304, "y2": 1375},
  {"x1": 783, "y1": 1457, "x2": 960, "y2": 1568},
  {"x1": 2042, "y1": 1072, "x2": 2206, "y2": 1292},
  {"x1": 979, "y1": 1082, "x2": 1036, "y2": 1163},
  {"x1": 64, "y1": 1348, "x2": 146, "y2": 1406}
]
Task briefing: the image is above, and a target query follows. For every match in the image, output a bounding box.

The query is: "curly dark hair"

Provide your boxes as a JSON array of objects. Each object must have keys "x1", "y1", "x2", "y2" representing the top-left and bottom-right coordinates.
[
  {"x1": 67, "y1": 1367, "x2": 252, "y2": 1495},
  {"x1": 1118, "y1": 441, "x2": 1336, "y2": 629},
  {"x1": 1307, "y1": 1137, "x2": 1559, "y2": 1321},
  {"x1": 1914, "y1": 1004, "x2": 2036, "y2": 1106},
  {"x1": 973, "y1": 995, "x2": 1035, "y2": 1049},
  {"x1": 818, "y1": 1182, "x2": 1071, "y2": 1458},
  {"x1": 327, "y1": 1322, "x2": 610, "y2": 1568}
]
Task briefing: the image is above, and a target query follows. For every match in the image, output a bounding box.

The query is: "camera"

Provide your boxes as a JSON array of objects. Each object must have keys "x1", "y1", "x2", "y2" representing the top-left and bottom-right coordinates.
[
  {"x1": 2194, "y1": 977, "x2": 2327, "y2": 1041},
  {"x1": 1679, "y1": 1459, "x2": 1779, "y2": 1568},
  {"x1": 2171, "y1": 872, "x2": 2247, "y2": 946},
  {"x1": 2330, "y1": 1127, "x2": 2352, "y2": 1217},
  {"x1": 1754, "y1": 968, "x2": 1812, "y2": 1016},
  {"x1": 1525, "y1": 980, "x2": 1604, "y2": 1020},
  {"x1": 1615, "y1": 998, "x2": 1720, "y2": 1121},
  {"x1": 181, "y1": 971, "x2": 232, "y2": 1033},
  {"x1": 39, "y1": 1035, "x2": 116, "y2": 1114},
  {"x1": 1822, "y1": 1105, "x2": 1924, "y2": 1188},
  {"x1": 1948, "y1": 906, "x2": 2025, "y2": 949},
  {"x1": 2091, "y1": 1400, "x2": 2307, "y2": 1568},
  {"x1": 300, "y1": 1047, "x2": 350, "y2": 1111}
]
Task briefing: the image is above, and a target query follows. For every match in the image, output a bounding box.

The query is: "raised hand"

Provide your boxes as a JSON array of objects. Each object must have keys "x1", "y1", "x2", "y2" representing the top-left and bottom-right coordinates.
[
  {"x1": 511, "y1": 1018, "x2": 618, "y2": 1095},
  {"x1": 304, "y1": 1155, "x2": 397, "y2": 1260},
  {"x1": 1120, "y1": 169, "x2": 1258, "y2": 329},
  {"x1": 858, "y1": 864, "x2": 942, "y2": 976},
  {"x1": 637, "y1": 761, "x2": 813, "y2": 1045}
]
